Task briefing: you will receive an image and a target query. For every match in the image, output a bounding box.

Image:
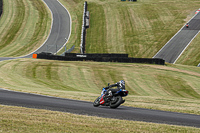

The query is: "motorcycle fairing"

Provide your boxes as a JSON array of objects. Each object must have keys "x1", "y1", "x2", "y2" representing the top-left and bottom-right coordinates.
[
  {"x1": 115, "y1": 89, "x2": 129, "y2": 96},
  {"x1": 99, "y1": 94, "x2": 105, "y2": 104}
]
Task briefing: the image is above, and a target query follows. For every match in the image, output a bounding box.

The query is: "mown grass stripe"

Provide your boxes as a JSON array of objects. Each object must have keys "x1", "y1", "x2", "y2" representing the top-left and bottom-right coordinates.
[
  {"x1": 9, "y1": 0, "x2": 51, "y2": 56},
  {"x1": 86, "y1": 2, "x2": 107, "y2": 53},
  {"x1": 157, "y1": 74, "x2": 200, "y2": 99},
  {"x1": 0, "y1": 0, "x2": 51, "y2": 57},
  {"x1": 0, "y1": 0, "x2": 25, "y2": 50}
]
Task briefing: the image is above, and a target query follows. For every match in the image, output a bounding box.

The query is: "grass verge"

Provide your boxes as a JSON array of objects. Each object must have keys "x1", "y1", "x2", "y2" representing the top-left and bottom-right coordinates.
[
  {"x1": 1, "y1": 105, "x2": 200, "y2": 132},
  {"x1": 176, "y1": 32, "x2": 200, "y2": 66}
]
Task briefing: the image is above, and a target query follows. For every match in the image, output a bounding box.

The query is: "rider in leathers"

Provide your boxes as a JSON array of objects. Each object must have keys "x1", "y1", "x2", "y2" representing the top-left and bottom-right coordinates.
[{"x1": 103, "y1": 80, "x2": 125, "y2": 102}]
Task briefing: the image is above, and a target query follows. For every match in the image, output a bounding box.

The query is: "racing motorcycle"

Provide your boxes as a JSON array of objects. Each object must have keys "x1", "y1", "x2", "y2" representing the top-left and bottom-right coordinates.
[{"x1": 93, "y1": 83, "x2": 128, "y2": 108}]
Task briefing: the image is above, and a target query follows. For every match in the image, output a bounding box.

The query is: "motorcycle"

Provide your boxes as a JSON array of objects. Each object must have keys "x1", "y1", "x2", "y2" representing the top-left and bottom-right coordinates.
[
  {"x1": 93, "y1": 83, "x2": 128, "y2": 108},
  {"x1": 186, "y1": 23, "x2": 189, "y2": 28}
]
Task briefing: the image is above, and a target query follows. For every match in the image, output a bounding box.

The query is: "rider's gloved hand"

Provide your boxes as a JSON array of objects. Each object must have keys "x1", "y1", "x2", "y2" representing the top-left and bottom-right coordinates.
[{"x1": 104, "y1": 86, "x2": 109, "y2": 89}]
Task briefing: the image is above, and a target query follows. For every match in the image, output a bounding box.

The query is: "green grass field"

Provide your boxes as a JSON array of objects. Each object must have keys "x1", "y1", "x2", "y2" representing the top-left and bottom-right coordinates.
[
  {"x1": 0, "y1": 0, "x2": 51, "y2": 57},
  {"x1": 0, "y1": 0, "x2": 200, "y2": 132},
  {"x1": 177, "y1": 33, "x2": 200, "y2": 65},
  {"x1": 1, "y1": 105, "x2": 200, "y2": 133},
  {"x1": 84, "y1": 0, "x2": 200, "y2": 65}
]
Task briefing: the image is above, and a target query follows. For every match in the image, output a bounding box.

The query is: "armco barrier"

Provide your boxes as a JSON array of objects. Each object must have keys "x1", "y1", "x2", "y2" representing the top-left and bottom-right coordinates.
[{"x1": 35, "y1": 53, "x2": 165, "y2": 65}]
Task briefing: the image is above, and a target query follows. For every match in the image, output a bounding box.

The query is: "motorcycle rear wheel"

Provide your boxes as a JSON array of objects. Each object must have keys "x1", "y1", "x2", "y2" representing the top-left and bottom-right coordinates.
[
  {"x1": 110, "y1": 96, "x2": 122, "y2": 109},
  {"x1": 93, "y1": 97, "x2": 100, "y2": 107}
]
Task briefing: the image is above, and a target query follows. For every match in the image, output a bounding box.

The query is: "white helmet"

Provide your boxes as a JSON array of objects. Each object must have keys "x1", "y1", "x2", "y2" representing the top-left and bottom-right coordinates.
[{"x1": 119, "y1": 80, "x2": 125, "y2": 86}]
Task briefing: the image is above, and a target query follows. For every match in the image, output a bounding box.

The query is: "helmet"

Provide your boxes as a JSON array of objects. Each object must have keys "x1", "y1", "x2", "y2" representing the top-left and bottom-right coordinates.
[{"x1": 119, "y1": 80, "x2": 125, "y2": 86}]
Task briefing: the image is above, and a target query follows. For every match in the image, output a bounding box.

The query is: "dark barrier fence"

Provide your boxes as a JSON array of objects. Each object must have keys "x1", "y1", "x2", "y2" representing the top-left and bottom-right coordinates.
[
  {"x1": 0, "y1": 0, "x2": 3, "y2": 17},
  {"x1": 80, "y1": 1, "x2": 89, "y2": 54},
  {"x1": 36, "y1": 53, "x2": 165, "y2": 65}
]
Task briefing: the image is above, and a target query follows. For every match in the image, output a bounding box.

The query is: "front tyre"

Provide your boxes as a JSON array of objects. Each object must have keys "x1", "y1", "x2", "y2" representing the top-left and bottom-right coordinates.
[
  {"x1": 93, "y1": 97, "x2": 100, "y2": 107},
  {"x1": 110, "y1": 96, "x2": 122, "y2": 109}
]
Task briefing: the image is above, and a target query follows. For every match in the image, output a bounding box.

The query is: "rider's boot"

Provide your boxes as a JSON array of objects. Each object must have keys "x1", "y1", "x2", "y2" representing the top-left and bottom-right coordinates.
[
  {"x1": 121, "y1": 99, "x2": 125, "y2": 104},
  {"x1": 103, "y1": 96, "x2": 110, "y2": 106},
  {"x1": 103, "y1": 91, "x2": 112, "y2": 105}
]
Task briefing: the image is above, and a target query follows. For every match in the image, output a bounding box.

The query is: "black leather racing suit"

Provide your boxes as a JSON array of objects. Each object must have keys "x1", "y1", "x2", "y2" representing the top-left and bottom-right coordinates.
[{"x1": 105, "y1": 82, "x2": 125, "y2": 96}]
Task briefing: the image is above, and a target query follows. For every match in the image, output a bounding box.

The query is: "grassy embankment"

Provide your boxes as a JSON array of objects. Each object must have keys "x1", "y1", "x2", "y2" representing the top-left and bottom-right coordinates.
[
  {"x1": 177, "y1": 33, "x2": 200, "y2": 65},
  {"x1": 1, "y1": 105, "x2": 200, "y2": 133},
  {"x1": 85, "y1": 0, "x2": 200, "y2": 66},
  {"x1": 0, "y1": 0, "x2": 51, "y2": 57}
]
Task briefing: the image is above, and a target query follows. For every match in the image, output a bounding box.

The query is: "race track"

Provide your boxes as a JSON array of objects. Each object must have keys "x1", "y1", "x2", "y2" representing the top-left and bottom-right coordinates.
[
  {"x1": 153, "y1": 12, "x2": 200, "y2": 63},
  {"x1": 26, "y1": 0, "x2": 71, "y2": 57},
  {"x1": 1, "y1": 89, "x2": 200, "y2": 128},
  {"x1": 0, "y1": 0, "x2": 200, "y2": 128}
]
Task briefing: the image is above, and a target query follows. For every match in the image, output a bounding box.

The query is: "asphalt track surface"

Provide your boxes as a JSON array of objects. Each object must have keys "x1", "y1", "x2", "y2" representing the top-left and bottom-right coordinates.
[
  {"x1": 1, "y1": 88, "x2": 200, "y2": 128},
  {"x1": 0, "y1": 0, "x2": 200, "y2": 128},
  {"x1": 28, "y1": 0, "x2": 71, "y2": 57},
  {"x1": 154, "y1": 12, "x2": 200, "y2": 63}
]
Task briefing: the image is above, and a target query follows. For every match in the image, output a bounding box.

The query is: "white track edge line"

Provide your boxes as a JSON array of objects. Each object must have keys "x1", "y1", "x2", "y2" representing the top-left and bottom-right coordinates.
[
  {"x1": 153, "y1": 11, "x2": 199, "y2": 59},
  {"x1": 173, "y1": 30, "x2": 200, "y2": 64}
]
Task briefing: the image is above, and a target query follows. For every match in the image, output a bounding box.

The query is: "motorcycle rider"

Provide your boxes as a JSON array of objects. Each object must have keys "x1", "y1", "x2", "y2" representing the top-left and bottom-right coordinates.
[
  {"x1": 186, "y1": 23, "x2": 189, "y2": 28},
  {"x1": 103, "y1": 80, "x2": 126, "y2": 102}
]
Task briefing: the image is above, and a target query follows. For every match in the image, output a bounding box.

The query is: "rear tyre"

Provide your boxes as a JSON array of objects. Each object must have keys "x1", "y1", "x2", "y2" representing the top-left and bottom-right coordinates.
[
  {"x1": 93, "y1": 97, "x2": 100, "y2": 107},
  {"x1": 110, "y1": 96, "x2": 122, "y2": 109}
]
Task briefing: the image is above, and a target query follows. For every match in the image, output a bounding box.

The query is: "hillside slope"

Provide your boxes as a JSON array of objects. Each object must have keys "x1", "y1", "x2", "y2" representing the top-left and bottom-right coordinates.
[
  {"x1": 83, "y1": 0, "x2": 200, "y2": 65},
  {"x1": 0, "y1": 58, "x2": 199, "y2": 114}
]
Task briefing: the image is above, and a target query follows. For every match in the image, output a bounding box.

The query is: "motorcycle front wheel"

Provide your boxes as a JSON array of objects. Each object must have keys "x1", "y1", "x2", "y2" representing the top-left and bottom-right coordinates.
[
  {"x1": 93, "y1": 97, "x2": 100, "y2": 107},
  {"x1": 110, "y1": 96, "x2": 122, "y2": 109}
]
